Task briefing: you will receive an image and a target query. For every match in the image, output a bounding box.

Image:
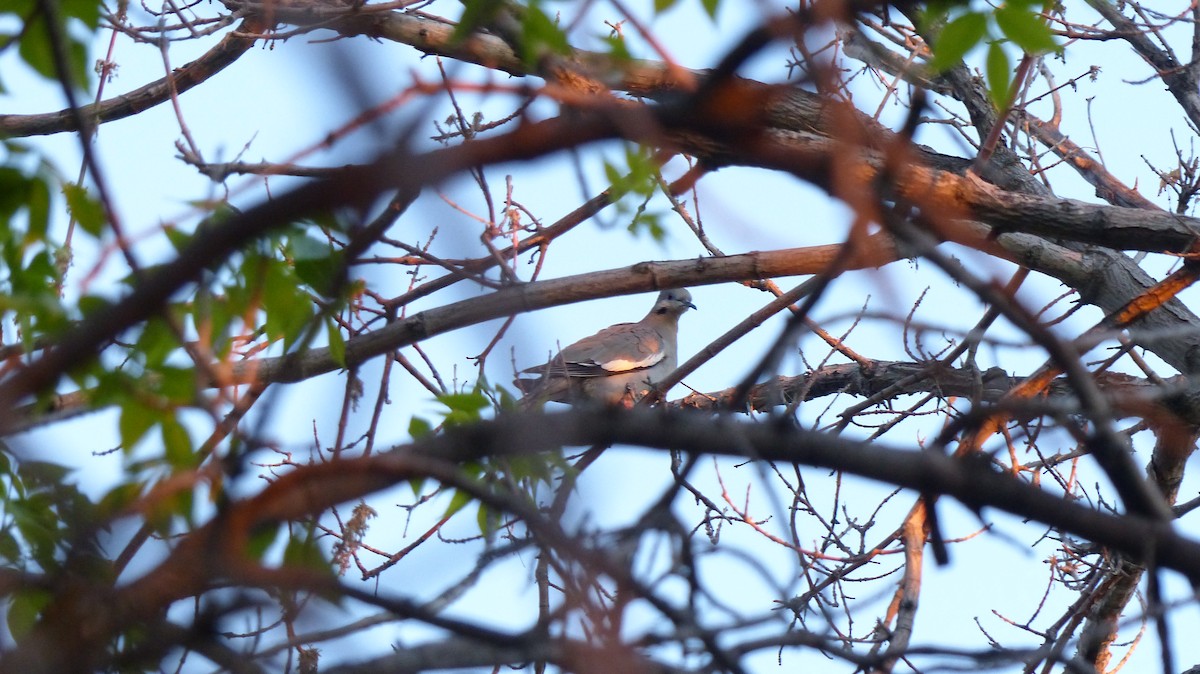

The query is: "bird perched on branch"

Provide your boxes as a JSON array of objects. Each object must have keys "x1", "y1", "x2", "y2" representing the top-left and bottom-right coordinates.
[{"x1": 515, "y1": 289, "x2": 696, "y2": 407}]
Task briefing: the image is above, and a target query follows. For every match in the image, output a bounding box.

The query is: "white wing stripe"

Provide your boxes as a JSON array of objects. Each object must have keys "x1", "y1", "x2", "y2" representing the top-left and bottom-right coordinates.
[{"x1": 598, "y1": 351, "x2": 665, "y2": 372}]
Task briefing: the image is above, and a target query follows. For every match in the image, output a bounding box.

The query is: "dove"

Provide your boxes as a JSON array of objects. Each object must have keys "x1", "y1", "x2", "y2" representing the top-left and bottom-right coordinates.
[{"x1": 515, "y1": 289, "x2": 696, "y2": 406}]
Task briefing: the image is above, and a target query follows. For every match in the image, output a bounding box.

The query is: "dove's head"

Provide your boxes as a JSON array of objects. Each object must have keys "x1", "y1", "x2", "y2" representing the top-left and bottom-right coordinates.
[{"x1": 652, "y1": 288, "x2": 696, "y2": 318}]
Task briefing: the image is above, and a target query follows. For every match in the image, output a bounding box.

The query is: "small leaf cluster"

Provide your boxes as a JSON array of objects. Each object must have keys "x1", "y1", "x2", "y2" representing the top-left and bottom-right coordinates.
[
  {"x1": 603, "y1": 143, "x2": 667, "y2": 241},
  {"x1": 924, "y1": 0, "x2": 1059, "y2": 108},
  {"x1": 409, "y1": 383, "x2": 561, "y2": 536},
  {"x1": 0, "y1": 453, "x2": 100, "y2": 640},
  {"x1": 98, "y1": 211, "x2": 353, "y2": 465},
  {"x1": 454, "y1": 0, "x2": 571, "y2": 68},
  {"x1": 518, "y1": 1, "x2": 571, "y2": 66},
  {"x1": 0, "y1": 454, "x2": 93, "y2": 575},
  {"x1": 0, "y1": 143, "x2": 76, "y2": 352}
]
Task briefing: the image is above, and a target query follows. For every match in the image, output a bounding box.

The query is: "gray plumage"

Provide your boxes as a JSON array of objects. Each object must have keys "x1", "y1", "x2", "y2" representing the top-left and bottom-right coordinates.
[{"x1": 515, "y1": 289, "x2": 696, "y2": 406}]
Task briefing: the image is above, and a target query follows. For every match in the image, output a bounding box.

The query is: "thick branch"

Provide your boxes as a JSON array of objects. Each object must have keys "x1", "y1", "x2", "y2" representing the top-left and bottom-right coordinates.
[
  {"x1": 16, "y1": 408, "x2": 1200, "y2": 672},
  {"x1": 9, "y1": 97, "x2": 1200, "y2": 417},
  {"x1": 677, "y1": 361, "x2": 1193, "y2": 419},
  {"x1": 229, "y1": 242, "x2": 899, "y2": 387}
]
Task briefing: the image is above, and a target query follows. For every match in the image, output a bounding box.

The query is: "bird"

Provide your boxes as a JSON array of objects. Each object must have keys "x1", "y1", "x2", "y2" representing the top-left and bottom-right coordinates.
[{"x1": 514, "y1": 289, "x2": 696, "y2": 407}]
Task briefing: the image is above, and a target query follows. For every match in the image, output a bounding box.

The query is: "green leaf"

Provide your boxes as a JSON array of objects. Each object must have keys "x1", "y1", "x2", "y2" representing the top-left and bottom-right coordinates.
[
  {"x1": 7, "y1": 590, "x2": 50, "y2": 642},
  {"x1": 453, "y1": 0, "x2": 503, "y2": 43},
  {"x1": 409, "y1": 476, "x2": 426, "y2": 496},
  {"x1": 283, "y1": 529, "x2": 329, "y2": 572},
  {"x1": 0, "y1": 167, "x2": 29, "y2": 219},
  {"x1": 179, "y1": 202, "x2": 240, "y2": 251},
  {"x1": 118, "y1": 401, "x2": 157, "y2": 452},
  {"x1": 628, "y1": 210, "x2": 666, "y2": 242},
  {"x1": 155, "y1": 366, "x2": 196, "y2": 403},
  {"x1": 11, "y1": 251, "x2": 61, "y2": 302},
  {"x1": 327, "y1": 318, "x2": 346, "y2": 368},
  {"x1": 476, "y1": 502, "x2": 498, "y2": 535},
  {"x1": 98, "y1": 482, "x2": 145, "y2": 518},
  {"x1": 61, "y1": 0, "x2": 102, "y2": 29},
  {"x1": 700, "y1": 0, "x2": 719, "y2": 20},
  {"x1": 601, "y1": 34, "x2": 631, "y2": 63},
  {"x1": 986, "y1": 41, "x2": 1013, "y2": 109},
  {"x1": 15, "y1": 13, "x2": 90, "y2": 87},
  {"x1": 137, "y1": 318, "x2": 178, "y2": 368},
  {"x1": 160, "y1": 418, "x2": 194, "y2": 468},
  {"x1": 142, "y1": 483, "x2": 187, "y2": 534},
  {"x1": 603, "y1": 161, "x2": 626, "y2": 197},
  {"x1": 495, "y1": 385, "x2": 519, "y2": 410},
  {"x1": 163, "y1": 224, "x2": 192, "y2": 252},
  {"x1": 63, "y1": 183, "x2": 105, "y2": 237},
  {"x1": 520, "y1": 4, "x2": 570, "y2": 65},
  {"x1": 65, "y1": 34, "x2": 90, "y2": 89},
  {"x1": 16, "y1": 16, "x2": 55, "y2": 80},
  {"x1": 290, "y1": 235, "x2": 342, "y2": 296},
  {"x1": 18, "y1": 460, "x2": 72, "y2": 488},
  {"x1": 436, "y1": 390, "x2": 490, "y2": 426},
  {"x1": 995, "y1": 5, "x2": 1057, "y2": 55},
  {"x1": 0, "y1": 528, "x2": 22, "y2": 563},
  {"x1": 915, "y1": 2, "x2": 948, "y2": 30},
  {"x1": 408, "y1": 416, "x2": 432, "y2": 439},
  {"x1": 504, "y1": 453, "x2": 556, "y2": 487},
  {"x1": 603, "y1": 143, "x2": 658, "y2": 202},
  {"x1": 623, "y1": 144, "x2": 656, "y2": 196},
  {"x1": 77, "y1": 294, "x2": 110, "y2": 319},
  {"x1": 302, "y1": 210, "x2": 344, "y2": 233},
  {"x1": 178, "y1": 487, "x2": 196, "y2": 524},
  {"x1": 929, "y1": 11, "x2": 987, "y2": 72},
  {"x1": 25, "y1": 176, "x2": 50, "y2": 241},
  {"x1": 87, "y1": 369, "x2": 130, "y2": 407},
  {"x1": 443, "y1": 488, "x2": 474, "y2": 518},
  {"x1": 9, "y1": 497, "x2": 59, "y2": 571},
  {"x1": 653, "y1": 0, "x2": 679, "y2": 13},
  {"x1": 247, "y1": 524, "x2": 282, "y2": 561},
  {"x1": 261, "y1": 258, "x2": 315, "y2": 348}
]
